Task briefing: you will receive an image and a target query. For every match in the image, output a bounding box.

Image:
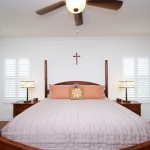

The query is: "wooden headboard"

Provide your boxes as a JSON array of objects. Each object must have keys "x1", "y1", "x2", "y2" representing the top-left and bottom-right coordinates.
[{"x1": 44, "y1": 60, "x2": 108, "y2": 98}]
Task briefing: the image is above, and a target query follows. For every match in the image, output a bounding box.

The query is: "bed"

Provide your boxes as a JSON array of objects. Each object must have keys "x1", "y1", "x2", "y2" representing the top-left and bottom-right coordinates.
[{"x1": 0, "y1": 60, "x2": 150, "y2": 150}]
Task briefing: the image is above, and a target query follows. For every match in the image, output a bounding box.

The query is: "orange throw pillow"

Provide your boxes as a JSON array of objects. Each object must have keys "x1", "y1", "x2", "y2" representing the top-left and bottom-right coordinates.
[
  {"x1": 79, "y1": 85, "x2": 104, "y2": 99},
  {"x1": 49, "y1": 84, "x2": 73, "y2": 99}
]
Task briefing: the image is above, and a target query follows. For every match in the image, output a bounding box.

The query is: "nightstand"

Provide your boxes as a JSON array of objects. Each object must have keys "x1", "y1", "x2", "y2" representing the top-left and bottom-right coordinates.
[
  {"x1": 13, "y1": 100, "x2": 39, "y2": 117},
  {"x1": 116, "y1": 101, "x2": 141, "y2": 116}
]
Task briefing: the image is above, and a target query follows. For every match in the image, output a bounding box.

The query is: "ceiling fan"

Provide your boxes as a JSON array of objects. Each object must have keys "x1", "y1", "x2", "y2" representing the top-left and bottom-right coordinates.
[{"x1": 36, "y1": 0, "x2": 123, "y2": 26}]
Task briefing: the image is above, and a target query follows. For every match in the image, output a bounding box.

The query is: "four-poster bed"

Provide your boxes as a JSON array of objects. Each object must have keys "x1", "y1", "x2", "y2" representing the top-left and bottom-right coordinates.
[{"x1": 0, "y1": 60, "x2": 150, "y2": 150}]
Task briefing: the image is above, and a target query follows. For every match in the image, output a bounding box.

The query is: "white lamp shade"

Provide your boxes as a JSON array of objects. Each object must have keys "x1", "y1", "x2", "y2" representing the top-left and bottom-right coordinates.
[
  {"x1": 66, "y1": 0, "x2": 86, "y2": 14},
  {"x1": 119, "y1": 81, "x2": 134, "y2": 88},
  {"x1": 20, "y1": 81, "x2": 35, "y2": 88}
]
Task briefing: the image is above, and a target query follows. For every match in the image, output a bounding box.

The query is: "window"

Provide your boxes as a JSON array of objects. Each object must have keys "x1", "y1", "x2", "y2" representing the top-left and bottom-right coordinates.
[
  {"x1": 137, "y1": 58, "x2": 150, "y2": 100},
  {"x1": 123, "y1": 58, "x2": 150, "y2": 103},
  {"x1": 4, "y1": 59, "x2": 30, "y2": 102},
  {"x1": 123, "y1": 58, "x2": 135, "y2": 100}
]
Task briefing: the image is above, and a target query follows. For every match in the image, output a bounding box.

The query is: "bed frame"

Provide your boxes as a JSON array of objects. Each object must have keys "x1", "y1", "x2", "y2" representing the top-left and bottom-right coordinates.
[{"x1": 0, "y1": 60, "x2": 150, "y2": 150}]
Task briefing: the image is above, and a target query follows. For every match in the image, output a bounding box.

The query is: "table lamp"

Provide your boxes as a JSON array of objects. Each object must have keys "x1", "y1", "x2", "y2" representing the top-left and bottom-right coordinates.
[
  {"x1": 20, "y1": 81, "x2": 35, "y2": 103},
  {"x1": 119, "y1": 81, "x2": 134, "y2": 102}
]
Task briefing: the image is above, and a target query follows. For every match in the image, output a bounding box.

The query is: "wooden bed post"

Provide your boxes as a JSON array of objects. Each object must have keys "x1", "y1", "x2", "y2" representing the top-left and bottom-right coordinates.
[
  {"x1": 44, "y1": 60, "x2": 48, "y2": 98},
  {"x1": 105, "y1": 60, "x2": 108, "y2": 98}
]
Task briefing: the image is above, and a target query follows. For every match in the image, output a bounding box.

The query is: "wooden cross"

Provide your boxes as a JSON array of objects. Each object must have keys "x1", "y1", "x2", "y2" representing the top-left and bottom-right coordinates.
[{"x1": 73, "y1": 52, "x2": 80, "y2": 65}]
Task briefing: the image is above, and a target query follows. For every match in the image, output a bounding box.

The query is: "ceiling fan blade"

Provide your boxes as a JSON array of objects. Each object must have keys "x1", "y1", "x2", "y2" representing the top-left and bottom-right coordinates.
[
  {"x1": 87, "y1": 0, "x2": 123, "y2": 10},
  {"x1": 74, "y1": 13, "x2": 83, "y2": 26},
  {"x1": 36, "y1": 1, "x2": 66, "y2": 15}
]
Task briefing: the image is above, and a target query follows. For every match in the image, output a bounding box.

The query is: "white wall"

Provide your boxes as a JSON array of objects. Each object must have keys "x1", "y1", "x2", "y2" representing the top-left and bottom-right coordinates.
[{"x1": 0, "y1": 37, "x2": 150, "y2": 121}]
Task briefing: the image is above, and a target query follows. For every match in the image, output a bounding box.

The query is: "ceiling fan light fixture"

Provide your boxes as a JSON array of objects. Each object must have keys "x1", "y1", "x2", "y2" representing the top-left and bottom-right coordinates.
[{"x1": 66, "y1": 0, "x2": 86, "y2": 14}]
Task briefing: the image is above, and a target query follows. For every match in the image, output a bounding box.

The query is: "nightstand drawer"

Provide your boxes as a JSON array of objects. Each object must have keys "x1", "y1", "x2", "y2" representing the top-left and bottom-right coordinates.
[
  {"x1": 130, "y1": 109, "x2": 140, "y2": 115},
  {"x1": 13, "y1": 100, "x2": 39, "y2": 117},
  {"x1": 116, "y1": 101, "x2": 141, "y2": 116},
  {"x1": 14, "y1": 105, "x2": 32, "y2": 115},
  {"x1": 123, "y1": 104, "x2": 140, "y2": 110}
]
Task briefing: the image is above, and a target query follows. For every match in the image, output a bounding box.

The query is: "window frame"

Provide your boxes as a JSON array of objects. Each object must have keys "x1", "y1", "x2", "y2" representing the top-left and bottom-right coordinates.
[
  {"x1": 3, "y1": 58, "x2": 31, "y2": 103},
  {"x1": 123, "y1": 57, "x2": 150, "y2": 103}
]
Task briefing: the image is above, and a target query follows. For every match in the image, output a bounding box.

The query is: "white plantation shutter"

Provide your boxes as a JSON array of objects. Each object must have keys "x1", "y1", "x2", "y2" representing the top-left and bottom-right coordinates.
[
  {"x1": 138, "y1": 58, "x2": 150, "y2": 101},
  {"x1": 123, "y1": 58, "x2": 135, "y2": 78},
  {"x1": 18, "y1": 59, "x2": 30, "y2": 99},
  {"x1": 4, "y1": 59, "x2": 16, "y2": 101},
  {"x1": 123, "y1": 58, "x2": 135, "y2": 100},
  {"x1": 4, "y1": 59, "x2": 30, "y2": 102},
  {"x1": 123, "y1": 58, "x2": 150, "y2": 103}
]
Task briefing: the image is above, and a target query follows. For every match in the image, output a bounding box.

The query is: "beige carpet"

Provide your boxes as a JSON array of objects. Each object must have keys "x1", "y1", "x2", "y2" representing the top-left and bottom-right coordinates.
[{"x1": 0, "y1": 121, "x2": 9, "y2": 129}]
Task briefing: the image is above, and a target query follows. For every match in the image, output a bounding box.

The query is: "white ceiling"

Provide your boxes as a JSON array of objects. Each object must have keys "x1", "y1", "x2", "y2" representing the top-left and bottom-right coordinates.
[{"x1": 0, "y1": 0, "x2": 150, "y2": 37}]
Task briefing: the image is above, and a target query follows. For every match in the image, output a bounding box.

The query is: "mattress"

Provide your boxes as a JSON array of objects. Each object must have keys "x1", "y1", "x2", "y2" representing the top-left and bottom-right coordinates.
[{"x1": 1, "y1": 98, "x2": 150, "y2": 150}]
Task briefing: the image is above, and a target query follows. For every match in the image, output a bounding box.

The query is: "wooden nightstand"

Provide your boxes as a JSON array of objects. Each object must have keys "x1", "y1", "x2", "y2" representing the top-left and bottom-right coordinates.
[
  {"x1": 116, "y1": 101, "x2": 141, "y2": 116},
  {"x1": 13, "y1": 100, "x2": 39, "y2": 117}
]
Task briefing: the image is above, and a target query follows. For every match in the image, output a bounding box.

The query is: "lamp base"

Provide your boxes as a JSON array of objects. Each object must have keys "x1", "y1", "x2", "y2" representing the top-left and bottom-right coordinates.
[
  {"x1": 24, "y1": 100, "x2": 31, "y2": 103},
  {"x1": 123, "y1": 100, "x2": 131, "y2": 103}
]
